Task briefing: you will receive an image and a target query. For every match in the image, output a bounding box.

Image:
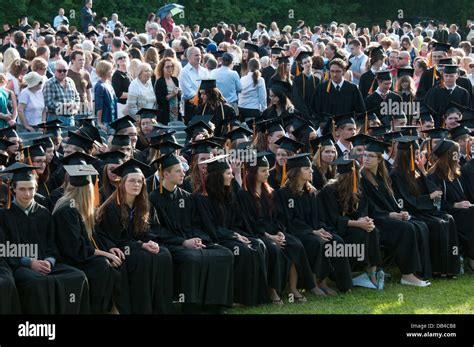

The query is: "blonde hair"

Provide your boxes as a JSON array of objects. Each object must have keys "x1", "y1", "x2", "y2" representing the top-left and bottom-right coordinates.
[
  {"x1": 95, "y1": 60, "x2": 113, "y2": 79},
  {"x1": 3, "y1": 48, "x2": 20, "y2": 72},
  {"x1": 128, "y1": 58, "x2": 142, "y2": 79},
  {"x1": 31, "y1": 57, "x2": 48, "y2": 72},
  {"x1": 136, "y1": 62, "x2": 153, "y2": 79},
  {"x1": 53, "y1": 183, "x2": 95, "y2": 237}
]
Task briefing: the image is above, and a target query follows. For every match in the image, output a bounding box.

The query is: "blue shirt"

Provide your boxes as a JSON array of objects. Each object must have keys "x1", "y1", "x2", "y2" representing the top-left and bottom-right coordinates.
[
  {"x1": 210, "y1": 66, "x2": 242, "y2": 103},
  {"x1": 94, "y1": 80, "x2": 117, "y2": 124}
]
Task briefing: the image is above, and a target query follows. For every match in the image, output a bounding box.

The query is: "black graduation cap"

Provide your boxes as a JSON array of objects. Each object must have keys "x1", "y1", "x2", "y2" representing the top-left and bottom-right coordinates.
[
  {"x1": 397, "y1": 67, "x2": 414, "y2": 78},
  {"x1": 112, "y1": 158, "x2": 150, "y2": 177},
  {"x1": 330, "y1": 157, "x2": 359, "y2": 174},
  {"x1": 283, "y1": 112, "x2": 307, "y2": 129},
  {"x1": 31, "y1": 134, "x2": 54, "y2": 149},
  {"x1": 270, "y1": 78, "x2": 292, "y2": 96},
  {"x1": 0, "y1": 125, "x2": 19, "y2": 139},
  {"x1": 399, "y1": 126, "x2": 419, "y2": 137},
  {"x1": 369, "y1": 46, "x2": 384, "y2": 58},
  {"x1": 21, "y1": 144, "x2": 45, "y2": 158},
  {"x1": 65, "y1": 131, "x2": 95, "y2": 151},
  {"x1": 185, "y1": 120, "x2": 213, "y2": 137},
  {"x1": 226, "y1": 126, "x2": 253, "y2": 142},
  {"x1": 383, "y1": 131, "x2": 403, "y2": 142},
  {"x1": 109, "y1": 115, "x2": 136, "y2": 133},
  {"x1": 0, "y1": 138, "x2": 14, "y2": 151},
  {"x1": 295, "y1": 50, "x2": 311, "y2": 62},
  {"x1": 244, "y1": 42, "x2": 258, "y2": 53},
  {"x1": 136, "y1": 108, "x2": 159, "y2": 119},
  {"x1": 0, "y1": 162, "x2": 41, "y2": 182},
  {"x1": 199, "y1": 79, "x2": 217, "y2": 90},
  {"x1": 368, "y1": 125, "x2": 391, "y2": 137},
  {"x1": 286, "y1": 153, "x2": 312, "y2": 170},
  {"x1": 96, "y1": 151, "x2": 126, "y2": 165},
  {"x1": 275, "y1": 136, "x2": 304, "y2": 153},
  {"x1": 293, "y1": 120, "x2": 316, "y2": 139},
  {"x1": 432, "y1": 42, "x2": 451, "y2": 52},
  {"x1": 263, "y1": 118, "x2": 284, "y2": 134},
  {"x1": 55, "y1": 30, "x2": 69, "y2": 38},
  {"x1": 85, "y1": 28, "x2": 99, "y2": 38},
  {"x1": 438, "y1": 58, "x2": 454, "y2": 65},
  {"x1": 419, "y1": 111, "x2": 434, "y2": 123},
  {"x1": 375, "y1": 70, "x2": 392, "y2": 81},
  {"x1": 60, "y1": 151, "x2": 97, "y2": 166},
  {"x1": 75, "y1": 114, "x2": 98, "y2": 125},
  {"x1": 148, "y1": 130, "x2": 178, "y2": 146},
  {"x1": 310, "y1": 134, "x2": 335, "y2": 153},
  {"x1": 155, "y1": 140, "x2": 184, "y2": 155},
  {"x1": 396, "y1": 136, "x2": 420, "y2": 150},
  {"x1": 458, "y1": 118, "x2": 474, "y2": 129},
  {"x1": 191, "y1": 138, "x2": 223, "y2": 154},
  {"x1": 432, "y1": 139, "x2": 456, "y2": 157},
  {"x1": 420, "y1": 127, "x2": 449, "y2": 139},
  {"x1": 277, "y1": 56, "x2": 290, "y2": 64},
  {"x1": 198, "y1": 154, "x2": 231, "y2": 173},
  {"x1": 150, "y1": 152, "x2": 181, "y2": 171},
  {"x1": 142, "y1": 43, "x2": 153, "y2": 51},
  {"x1": 347, "y1": 133, "x2": 375, "y2": 147},
  {"x1": 255, "y1": 152, "x2": 270, "y2": 167},
  {"x1": 79, "y1": 123, "x2": 103, "y2": 146},
  {"x1": 212, "y1": 50, "x2": 225, "y2": 59},
  {"x1": 442, "y1": 64, "x2": 459, "y2": 74},
  {"x1": 365, "y1": 138, "x2": 391, "y2": 154},
  {"x1": 449, "y1": 125, "x2": 471, "y2": 140},
  {"x1": 271, "y1": 46, "x2": 284, "y2": 55},
  {"x1": 222, "y1": 117, "x2": 242, "y2": 131},
  {"x1": 63, "y1": 164, "x2": 98, "y2": 187},
  {"x1": 112, "y1": 134, "x2": 131, "y2": 147},
  {"x1": 334, "y1": 112, "x2": 356, "y2": 128}
]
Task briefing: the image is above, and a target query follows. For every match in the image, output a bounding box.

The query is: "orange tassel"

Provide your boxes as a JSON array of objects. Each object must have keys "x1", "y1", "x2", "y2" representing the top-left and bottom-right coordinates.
[
  {"x1": 364, "y1": 112, "x2": 369, "y2": 134},
  {"x1": 352, "y1": 162, "x2": 357, "y2": 193},
  {"x1": 190, "y1": 91, "x2": 199, "y2": 106},
  {"x1": 242, "y1": 164, "x2": 247, "y2": 191},
  {"x1": 324, "y1": 70, "x2": 329, "y2": 81},
  {"x1": 326, "y1": 79, "x2": 332, "y2": 93},
  {"x1": 427, "y1": 138, "x2": 432, "y2": 159},
  {"x1": 280, "y1": 162, "x2": 286, "y2": 187},
  {"x1": 410, "y1": 144, "x2": 415, "y2": 172},
  {"x1": 432, "y1": 66, "x2": 437, "y2": 87},
  {"x1": 159, "y1": 166, "x2": 163, "y2": 194},
  {"x1": 368, "y1": 78, "x2": 375, "y2": 95},
  {"x1": 7, "y1": 179, "x2": 11, "y2": 209},
  {"x1": 27, "y1": 148, "x2": 33, "y2": 166},
  {"x1": 116, "y1": 189, "x2": 121, "y2": 206},
  {"x1": 466, "y1": 142, "x2": 471, "y2": 161},
  {"x1": 295, "y1": 63, "x2": 300, "y2": 77},
  {"x1": 93, "y1": 177, "x2": 100, "y2": 207},
  {"x1": 427, "y1": 52, "x2": 433, "y2": 68}
]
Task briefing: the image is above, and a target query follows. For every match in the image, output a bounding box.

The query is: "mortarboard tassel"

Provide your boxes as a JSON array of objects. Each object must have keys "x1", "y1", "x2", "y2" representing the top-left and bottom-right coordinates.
[
  {"x1": 427, "y1": 52, "x2": 433, "y2": 68},
  {"x1": 280, "y1": 162, "x2": 287, "y2": 187},
  {"x1": 352, "y1": 162, "x2": 357, "y2": 194},
  {"x1": 295, "y1": 63, "x2": 300, "y2": 77},
  {"x1": 241, "y1": 164, "x2": 247, "y2": 191},
  {"x1": 432, "y1": 65, "x2": 437, "y2": 87},
  {"x1": 466, "y1": 141, "x2": 471, "y2": 161},
  {"x1": 368, "y1": 78, "x2": 375, "y2": 95},
  {"x1": 190, "y1": 91, "x2": 200, "y2": 106},
  {"x1": 318, "y1": 143, "x2": 322, "y2": 165},
  {"x1": 27, "y1": 147, "x2": 33, "y2": 167},
  {"x1": 427, "y1": 138, "x2": 432, "y2": 160},
  {"x1": 7, "y1": 179, "x2": 11, "y2": 209},
  {"x1": 93, "y1": 177, "x2": 100, "y2": 207},
  {"x1": 159, "y1": 165, "x2": 163, "y2": 194},
  {"x1": 116, "y1": 187, "x2": 121, "y2": 206},
  {"x1": 410, "y1": 144, "x2": 415, "y2": 172},
  {"x1": 324, "y1": 69, "x2": 329, "y2": 81},
  {"x1": 364, "y1": 112, "x2": 369, "y2": 134}
]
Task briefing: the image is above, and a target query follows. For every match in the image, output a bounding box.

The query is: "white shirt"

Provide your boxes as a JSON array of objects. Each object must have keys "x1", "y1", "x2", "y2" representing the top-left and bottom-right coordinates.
[
  {"x1": 238, "y1": 72, "x2": 267, "y2": 111},
  {"x1": 126, "y1": 78, "x2": 156, "y2": 116},
  {"x1": 18, "y1": 88, "x2": 45, "y2": 126},
  {"x1": 332, "y1": 80, "x2": 344, "y2": 90},
  {"x1": 383, "y1": 152, "x2": 395, "y2": 165},
  {"x1": 178, "y1": 63, "x2": 209, "y2": 100},
  {"x1": 337, "y1": 140, "x2": 351, "y2": 155}
]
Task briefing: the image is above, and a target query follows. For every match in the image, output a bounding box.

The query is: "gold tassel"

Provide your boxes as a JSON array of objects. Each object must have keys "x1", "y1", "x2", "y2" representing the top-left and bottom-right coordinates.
[
  {"x1": 295, "y1": 63, "x2": 300, "y2": 77},
  {"x1": 280, "y1": 162, "x2": 286, "y2": 187},
  {"x1": 427, "y1": 138, "x2": 432, "y2": 159},
  {"x1": 432, "y1": 66, "x2": 437, "y2": 87},
  {"x1": 352, "y1": 162, "x2": 357, "y2": 193},
  {"x1": 427, "y1": 52, "x2": 433, "y2": 68},
  {"x1": 326, "y1": 79, "x2": 332, "y2": 93},
  {"x1": 364, "y1": 112, "x2": 369, "y2": 134},
  {"x1": 27, "y1": 148, "x2": 33, "y2": 166},
  {"x1": 159, "y1": 166, "x2": 163, "y2": 194},
  {"x1": 116, "y1": 189, "x2": 121, "y2": 206},
  {"x1": 466, "y1": 142, "x2": 471, "y2": 161},
  {"x1": 324, "y1": 69, "x2": 329, "y2": 81},
  {"x1": 94, "y1": 177, "x2": 100, "y2": 207},
  {"x1": 242, "y1": 164, "x2": 247, "y2": 191},
  {"x1": 368, "y1": 78, "x2": 375, "y2": 95},
  {"x1": 7, "y1": 179, "x2": 11, "y2": 209},
  {"x1": 410, "y1": 144, "x2": 415, "y2": 172}
]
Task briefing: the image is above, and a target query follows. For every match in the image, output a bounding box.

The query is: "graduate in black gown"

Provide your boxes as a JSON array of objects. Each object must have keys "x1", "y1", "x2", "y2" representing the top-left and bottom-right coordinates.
[
  {"x1": 268, "y1": 136, "x2": 303, "y2": 190},
  {"x1": 52, "y1": 164, "x2": 122, "y2": 313},
  {"x1": 149, "y1": 152, "x2": 233, "y2": 313},
  {"x1": 319, "y1": 157, "x2": 383, "y2": 289},
  {"x1": 361, "y1": 139, "x2": 432, "y2": 284},
  {"x1": 313, "y1": 58, "x2": 366, "y2": 128},
  {"x1": 0, "y1": 226, "x2": 21, "y2": 314},
  {"x1": 193, "y1": 154, "x2": 268, "y2": 306},
  {"x1": 390, "y1": 137, "x2": 460, "y2": 277},
  {"x1": 95, "y1": 151, "x2": 125, "y2": 203},
  {"x1": 291, "y1": 51, "x2": 319, "y2": 121},
  {"x1": 310, "y1": 135, "x2": 337, "y2": 190},
  {"x1": 359, "y1": 46, "x2": 385, "y2": 99},
  {"x1": 21, "y1": 144, "x2": 52, "y2": 206},
  {"x1": 461, "y1": 154, "x2": 474, "y2": 202},
  {"x1": 276, "y1": 153, "x2": 353, "y2": 295},
  {"x1": 95, "y1": 159, "x2": 174, "y2": 314},
  {"x1": 0, "y1": 163, "x2": 90, "y2": 313},
  {"x1": 428, "y1": 140, "x2": 474, "y2": 271}
]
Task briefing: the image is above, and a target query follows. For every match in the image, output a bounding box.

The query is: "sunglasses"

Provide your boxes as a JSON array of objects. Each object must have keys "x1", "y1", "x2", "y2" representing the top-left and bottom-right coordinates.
[
  {"x1": 117, "y1": 56, "x2": 127, "y2": 60},
  {"x1": 56, "y1": 69, "x2": 68, "y2": 73}
]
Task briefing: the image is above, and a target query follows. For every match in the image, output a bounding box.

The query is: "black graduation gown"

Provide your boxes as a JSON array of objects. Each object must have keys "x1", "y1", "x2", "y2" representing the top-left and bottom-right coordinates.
[
  {"x1": 359, "y1": 70, "x2": 378, "y2": 99},
  {"x1": 276, "y1": 186, "x2": 352, "y2": 292},
  {"x1": 238, "y1": 190, "x2": 293, "y2": 295},
  {"x1": 428, "y1": 173, "x2": 474, "y2": 259},
  {"x1": 0, "y1": 228, "x2": 21, "y2": 314},
  {"x1": 291, "y1": 73, "x2": 319, "y2": 121},
  {"x1": 48, "y1": 186, "x2": 64, "y2": 210},
  {"x1": 314, "y1": 80, "x2": 366, "y2": 127},
  {"x1": 318, "y1": 184, "x2": 383, "y2": 271},
  {"x1": 262, "y1": 65, "x2": 276, "y2": 91},
  {"x1": 0, "y1": 202, "x2": 89, "y2": 314},
  {"x1": 196, "y1": 102, "x2": 237, "y2": 137},
  {"x1": 268, "y1": 169, "x2": 282, "y2": 190},
  {"x1": 193, "y1": 192, "x2": 268, "y2": 306},
  {"x1": 361, "y1": 174, "x2": 432, "y2": 278},
  {"x1": 95, "y1": 201, "x2": 174, "y2": 314},
  {"x1": 390, "y1": 168, "x2": 460, "y2": 274},
  {"x1": 417, "y1": 67, "x2": 473, "y2": 102},
  {"x1": 149, "y1": 186, "x2": 233, "y2": 307},
  {"x1": 424, "y1": 86, "x2": 471, "y2": 127},
  {"x1": 311, "y1": 166, "x2": 334, "y2": 190},
  {"x1": 461, "y1": 159, "x2": 474, "y2": 201},
  {"x1": 53, "y1": 205, "x2": 120, "y2": 313},
  {"x1": 364, "y1": 91, "x2": 403, "y2": 126}
]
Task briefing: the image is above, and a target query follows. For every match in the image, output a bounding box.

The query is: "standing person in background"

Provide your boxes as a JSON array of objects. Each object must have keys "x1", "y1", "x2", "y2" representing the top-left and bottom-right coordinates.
[
  {"x1": 81, "y1": 0, "x2": 96, "y2": 33},
  {"x1": 127, "y1": 63, "x2": 156, "y2": 117},
  {"x1": 94, "y1": 60, "x2": 117, "y2": 131},
  {"x1": 112, "y1": 51, "x2": 132, "y2": 118},
  {"x1": 154, "y1": 57, "x2": 182, "y2": 124}
]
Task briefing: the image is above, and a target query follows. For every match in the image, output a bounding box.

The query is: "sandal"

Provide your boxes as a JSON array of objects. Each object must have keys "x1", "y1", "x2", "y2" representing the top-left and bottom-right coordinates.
[
  {"x1": 272, "y1": 298, "x2": 284, "y2": 305},
  {"x1": 320, "y1": 287, "x2": 338, "y2": 296},
  {"x1": 294, "y1": 295, "x2": 307, "y2": 303}
]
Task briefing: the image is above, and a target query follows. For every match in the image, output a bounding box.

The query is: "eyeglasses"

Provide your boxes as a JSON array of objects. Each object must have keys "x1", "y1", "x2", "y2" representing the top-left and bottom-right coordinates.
[
  {"x1": 56, "y1": 69, "x2": 68, "y2": 73},
  {"x1": 164, "y1": 65, "x2": 174, "y2": 69},
  {"x1": 32, "y1": 159, "x2": 47, "y2": 164}
]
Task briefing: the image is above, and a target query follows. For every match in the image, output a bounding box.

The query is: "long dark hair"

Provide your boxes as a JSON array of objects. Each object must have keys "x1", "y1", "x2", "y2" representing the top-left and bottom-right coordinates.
[
  {"x1": 393, "y1": 148, "x2": 422, "y2": 196},
  {"x1": 361, "y1": 152, "x2": 394, "y2": 196},
  {"x1": 205, "y1": 168, "x2": 233, "y2": 225},
  {"x1": 246, "y1": 164, "x2": 275, "y2": 216}
]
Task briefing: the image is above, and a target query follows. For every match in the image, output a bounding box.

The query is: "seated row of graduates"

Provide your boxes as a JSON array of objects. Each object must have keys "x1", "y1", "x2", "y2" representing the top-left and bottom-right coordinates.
[{"x1": 4, "y1": 123, "x2": 473, "y2": 314}]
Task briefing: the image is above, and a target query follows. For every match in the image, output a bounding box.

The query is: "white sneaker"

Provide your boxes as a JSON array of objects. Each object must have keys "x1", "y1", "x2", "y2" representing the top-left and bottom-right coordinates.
[{"x1": 400, "y1": 278, "x2": 431, "y2": 287}]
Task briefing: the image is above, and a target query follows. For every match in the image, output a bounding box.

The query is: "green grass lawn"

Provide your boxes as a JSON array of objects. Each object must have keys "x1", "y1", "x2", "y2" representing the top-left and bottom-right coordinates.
[{"x1": 230, "y1": 271, "x2": 474, "y2": 314}]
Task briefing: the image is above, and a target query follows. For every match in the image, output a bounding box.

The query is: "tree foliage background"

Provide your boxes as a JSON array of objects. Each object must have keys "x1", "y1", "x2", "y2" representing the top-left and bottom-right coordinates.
[{"x1": 1, "y1": 0, "x2": 473, "y2": 32}]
